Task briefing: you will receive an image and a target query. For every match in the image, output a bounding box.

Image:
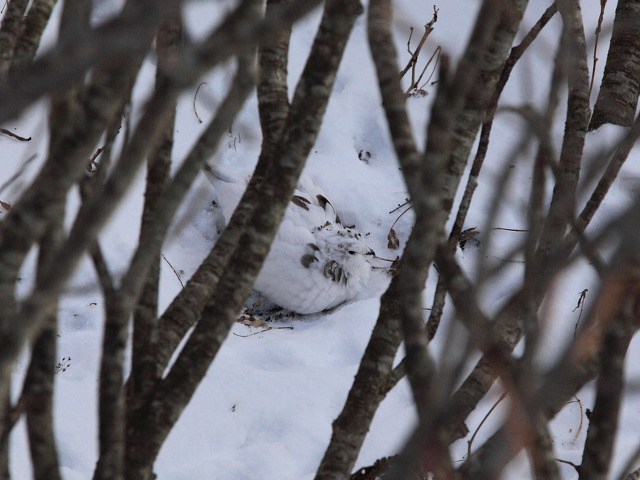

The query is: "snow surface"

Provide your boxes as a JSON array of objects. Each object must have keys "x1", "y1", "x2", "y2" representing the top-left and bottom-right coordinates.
[{"x1": 2, "y1": 0, "x2": 640, "y2": 479}]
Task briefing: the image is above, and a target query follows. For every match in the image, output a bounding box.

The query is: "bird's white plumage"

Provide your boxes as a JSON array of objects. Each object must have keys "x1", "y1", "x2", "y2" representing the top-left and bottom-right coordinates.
[{"x1": 203, "y1": 162, "x2": 376, "y2": 314}]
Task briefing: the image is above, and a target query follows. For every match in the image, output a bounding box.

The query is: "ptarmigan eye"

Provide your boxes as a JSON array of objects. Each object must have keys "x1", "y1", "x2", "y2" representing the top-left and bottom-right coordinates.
[{"x1": 348, "y1": 250, "x2": 356, "y2": 255}]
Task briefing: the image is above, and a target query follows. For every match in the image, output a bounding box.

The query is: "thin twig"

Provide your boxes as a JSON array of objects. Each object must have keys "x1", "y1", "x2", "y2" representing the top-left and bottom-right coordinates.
[
  {"x1": 492, "y1": 227, "x2": 529, "y2": 232},
  {"x1": 193, "y1": 81, "x2": 207, "y2": 123},
  {"x1": 90, "y1": 145, "x2": 105, "y2": 162},
  {"x1": 589, "y1": 0, "x2": 607, "y2": 97},
  {"x1": 389, "y1": 198, "x2": 410, "y2": 214},
  {"x1": 405, "y1": 46, "x2": 441, "y2": 97},
  {"x1": 556, "y1": 458, "x2": 580, "y2": 472},
  {"x1": 162, "y1": 253, "x2": 184, "y2": 288},
  {"x1": 562, "y1": 395, "x2": 586, "y2": 443},
  {"x1": 399, "y1": 7, "x2": 438, "y2": 80},
  {"x1": 374, "y1": 255, "x2": 399, "y2": 263},
  {"x1": 232, "y1": 326, "x2": 293, "y2": 337},
  {"x1": 350, "y1": 455, "x2": 398, "y2": 480},
  {"x1": 0, "y1": 128, "x2": 31, "y2": 141},
  {"x1": 572, "y1": 288, "x2": 588, "y2": 338},
  {"x1": 418, "y1": 46, "x2": 441, "y2": 90},
  {"x1": 571, "y1": 394, "x2": 584, "y2": 442},
  {"x1": 466, "y1": 392, "x2": 508, "y2": 459},
  {"x1": 87, "y1": 145, "x2": 106, "y2": 173},
  {"x1": 388, "y1": 205, "x2": 413, "y2": 234}
]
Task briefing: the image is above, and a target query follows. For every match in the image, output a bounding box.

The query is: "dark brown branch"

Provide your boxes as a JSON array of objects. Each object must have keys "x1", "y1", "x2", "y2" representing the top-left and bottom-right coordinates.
[
  {"x1": 428, "y1": 1, "x2": 558, "y2": 344},
  {"x1": 0, "y1": 390, "x2": 10, "y2": 479},
  {"x1": 0, "y1": 127, "x2": 31, "y2": 141},
  {"x1": 24, "y1": 208, "x2": 66, "y2": 480},
  {"x1": 399, "y1": 10, "x2": 437, "y2": 80},
  {"x1": 0, "y1": 0, "x2": 320, "y2": 125},
  {"x1": 425, "y1": 276, "x2": 447, "y2": 339},
  {"x1": 90, "y1": 116, "x2": 136, "y2": 480},
  {"x1": 449, "y1": 6, "x2": 590, "y2": 470},
  {"x1": 579, "y1": 289, "x2": 639, "y2": 479},
  {"x1": 257, "y1": 0, "x2": 292, "y2": 155},
  {"x1": 142, "y1": 52, "x2": 257, "y2": 378},
  {"x1": 93, "y1": 290, "x2": 128, "y2": 480},
  {"x1": 467, "y1": 392, "x2": 508, "y2": 458},
  {"x1": 127, "y1": 16, "x2": 180, "y2": 409},
  {"x1": 24, "y1": 320, "x2": 61, "y2": 480},
  {"x1": 119, "y1": 22, "x2": 181, "y2": 480},
  {"x1": 424, "y1": 0, "x2": 536, "y2": 355},
  {"x1": 400, "y1": 8, "x2": 439, "y2": 97},
  {"x1": 0, "y1": 0, "x2": 158, "y2": 403},
  {"x1": 192, "y1": 82, "x2": 206, "y2": 123},
  {"x1": 314, "y1": 0, "x2": 441, "y2": 476},
  {"x1": 10, "y1": 0, "x2": 59, "y2": 72},
  {"x1": 537, "y1": 0, "x2": 590, "y2": 259},
  {"x1": 318, "y1": 2, "x2": 530, "y2": 478},
  {"x1": 89, "y1": 245, "x2": 116, "y2": 298},
  {"x1": 315, "y1": 278, "x2": 404, "y2": 480},
  {"x1": 93, "y1": 16, "x2": 183, "y2": 480},
  {"x1": 460, "y1": 199, "x2": 640, "y2": 478},
  {"x1": 452, "y1": 1, "x2": 558, "y2": 244},
  {"x1": 0, "y1": 0, "x2": 29, "y2": 80},
  {"x1": 562, "y1": 111, "x2": 640, "y2": 257},
  {"x1": 529, "y1": 414, "x2": 562, "y2": 480},
  {"x1": 442, "y1": 0, "x2": 528, "y2": 216},
  {"x1": 368, "y1": 0, "x2": 442, "y2": 430},
  {"x1": 588, "y1": 0, "x2": 607, "y2": 97},
  {"x1": 350, "y1": 455, "x2": 397, "y2": 480},
  {"x1": 16, "y1": 4, "x2": 90, "y2": 472},
  {"x1": 0, "y1": 0, "x2": 177, "y2": 122},
  {"x1": 126, "y1": 2, "x2": 362, "y2": 476},
  {"x1": 590, "y1": 0, "x2": 640, "y2": 129},
  {"x1": 413, "y1": 0, "x2": 531, "y2": 449}
]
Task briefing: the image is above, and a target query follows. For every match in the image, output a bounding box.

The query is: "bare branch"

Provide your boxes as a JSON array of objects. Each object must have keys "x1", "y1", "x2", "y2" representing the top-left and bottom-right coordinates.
[
  {"x1": 590, "y1": 0, "x2": 640, "y2": 128},
  {"x1": 538, "y1": 0, "x2": 591, "y2": 258},
  {"x1": 368, "y1": 0, "x2": 442, "y2": 430},
  {"x1": 580, "y1": 286, "x2": 639, "y2": 480},
  {"x1": 0, "y1": 127, "x2": 31, "y2": 141},
  {"x1": 119, "y1": 21, "x2": 181, "y2": 480},
  {"x1": 0, "y1": 0, "x2": 157, "y2": 402},
  {"x1": 427, "y1": 2, "x2": 558, "y2": 348},
  {"x1": 460, "y1": 196, "x2": 640, "y2": 478},
  {"x1": 135, "y1": 51, "x2": 257, "y2": 377},
  {"x1": 126, "y1": 2, "x2": 362, "y2": 474},
  {"x1": 588, "y1": 0, "x2": 607, "y2": 98},
  {"x1": 10, "y1": 0, "x2": 59, "y2": 72},
  {"x1": 257, "y1": 0, "x2": 293, "y2": 154},
  {"x1": 0, "y1": 0, "x2": 29, "y2": 80},
  {"x1": 24, "y1": 198, "x2": 66, "y2": 480},
  {"x1": 562, "y1": 111, "x2": 640, "y2": 256}
]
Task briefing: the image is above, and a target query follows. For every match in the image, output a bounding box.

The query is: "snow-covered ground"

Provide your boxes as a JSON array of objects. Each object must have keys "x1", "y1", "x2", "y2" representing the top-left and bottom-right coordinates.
[{"x1": 3, "y1": 0, "x2": 640, "y2": 478}]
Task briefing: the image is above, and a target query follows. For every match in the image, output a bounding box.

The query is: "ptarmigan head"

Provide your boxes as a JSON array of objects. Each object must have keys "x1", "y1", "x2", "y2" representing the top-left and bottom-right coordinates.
[{"x1": 303, "y1": 222, "x2": 376, "y2": 288}]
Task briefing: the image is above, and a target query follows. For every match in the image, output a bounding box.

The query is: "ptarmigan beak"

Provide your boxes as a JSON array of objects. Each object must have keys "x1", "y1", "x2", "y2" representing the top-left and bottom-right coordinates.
[{"x1": 366, "y1": 248, "x2": 376, "y2": 256}]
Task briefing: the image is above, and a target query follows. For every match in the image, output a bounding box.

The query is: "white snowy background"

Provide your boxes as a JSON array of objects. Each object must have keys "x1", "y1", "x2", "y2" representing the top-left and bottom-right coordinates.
[{"x1": 2, "y1": 0, "x2": 640, "y2": 479}]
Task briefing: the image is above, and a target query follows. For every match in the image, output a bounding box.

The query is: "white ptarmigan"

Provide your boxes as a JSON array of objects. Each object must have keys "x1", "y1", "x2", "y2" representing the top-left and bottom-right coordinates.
[{"x1": 202, "y1": 162, "x2": 376, "y2": 314}]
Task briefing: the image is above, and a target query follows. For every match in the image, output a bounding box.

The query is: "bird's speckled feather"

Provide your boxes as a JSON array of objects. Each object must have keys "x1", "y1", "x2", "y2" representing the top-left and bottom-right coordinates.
[{"x1": 203, "y1": 163, "x2": 375, "y2": 314}]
